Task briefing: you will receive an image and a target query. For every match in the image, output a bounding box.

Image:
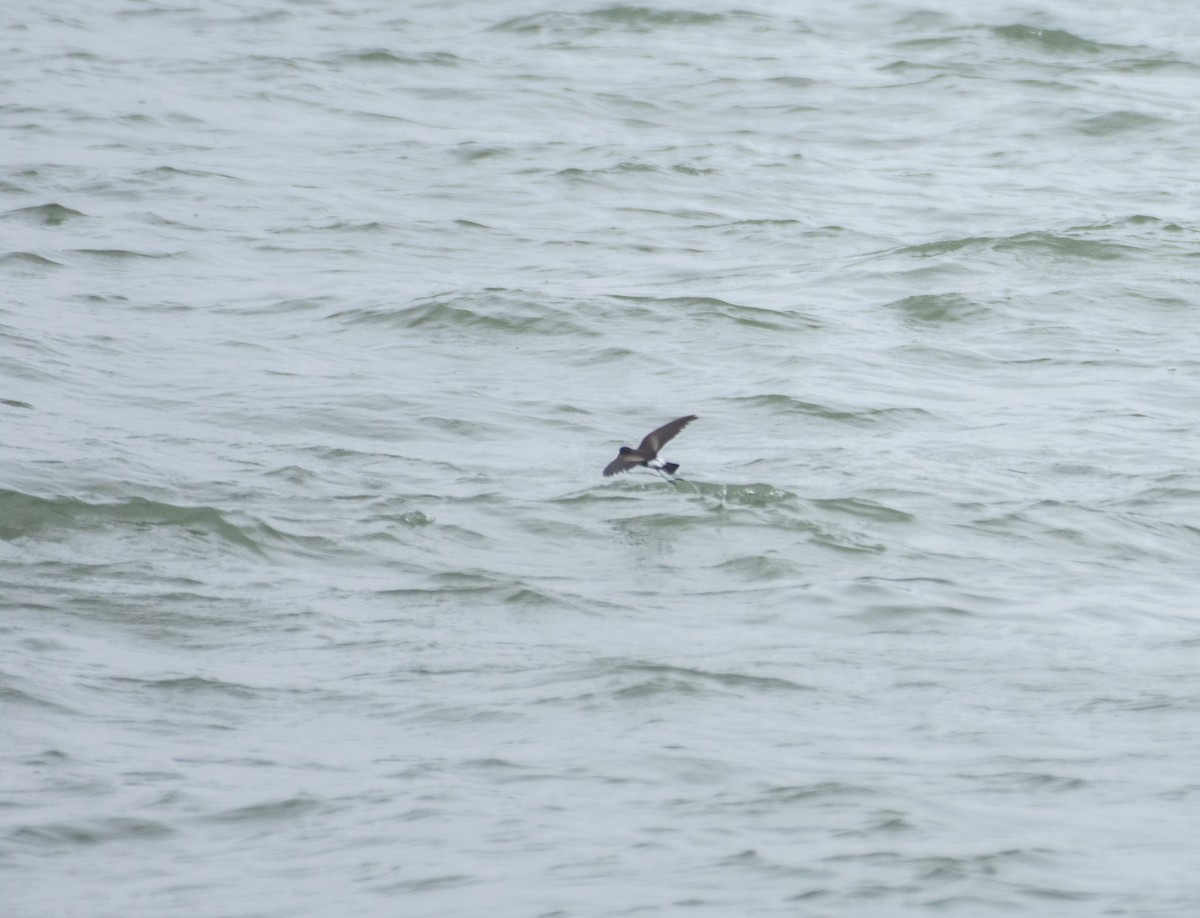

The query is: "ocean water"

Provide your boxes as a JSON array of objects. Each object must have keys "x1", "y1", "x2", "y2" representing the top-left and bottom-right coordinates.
[{"x1": 4, "y1": 1, "x2": 1200, "y2": 915}]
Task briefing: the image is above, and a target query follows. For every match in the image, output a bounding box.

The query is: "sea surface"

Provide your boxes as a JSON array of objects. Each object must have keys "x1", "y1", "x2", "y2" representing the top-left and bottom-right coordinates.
[{"x1": 4, "y1": 1, "x2": 1200, "y2": 915}]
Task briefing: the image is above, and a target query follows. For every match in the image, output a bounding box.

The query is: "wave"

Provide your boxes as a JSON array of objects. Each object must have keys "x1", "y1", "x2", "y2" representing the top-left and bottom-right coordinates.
[
  {"x1": 329, "y1": 290, "x2": 596, "y2": 338},
  {"x1": 0, "y1": 203, "x2": 86, "y2": 225},
  {"x1": 886, "y1": 292, "x2": 988, "y2": 324},
  {"x1": 608, "y1": 294, "x2": 807, "y2": 330},
  {"x1": 71, "y1": 248, "x2": 182, "y2": 261},
  {"x1": 333, "y1": 49, "x2": 462, "y2": 67},
  {"x1": 723, "y1": 393, "x2": 933, "y2": 425},
  {"x1": 0, "y1": 252, "x2": 63, "y2": 269},
  {"x1": 890, "y1": 230, "x2": 1143, "y2": 263},
  {"x1": 536, "y1": 659, "x2": 815, "y2": 703},
  {"x1": 12, "y1": 816, "x2": 172, "y2": 846},
  {"x1": 0, "y1": 489, "x2": 269, "y2": 554},
  {"x1": 490, "y1": 7, "x2": 752, "y2": 35},
  {"x1": 991, "y1": 24, "x2": 1105, "y2": 55}
]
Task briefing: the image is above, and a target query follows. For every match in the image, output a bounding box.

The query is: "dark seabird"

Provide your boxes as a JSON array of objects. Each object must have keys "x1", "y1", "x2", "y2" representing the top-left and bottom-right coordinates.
[{"x1": 603, "y1": 415, "x2": 698, "y2": 479}]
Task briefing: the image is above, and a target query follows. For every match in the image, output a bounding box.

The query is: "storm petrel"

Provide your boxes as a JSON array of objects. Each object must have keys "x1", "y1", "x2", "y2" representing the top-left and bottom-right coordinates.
[{"x1": 603, "y1": 415, "x2": 698, "y2": 479}]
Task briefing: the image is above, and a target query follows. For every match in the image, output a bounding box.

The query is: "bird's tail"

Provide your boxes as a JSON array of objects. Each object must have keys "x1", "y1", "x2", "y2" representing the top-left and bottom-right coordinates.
[{"x1": 661, "y1": 462, "x2": 679, "y2": 475}]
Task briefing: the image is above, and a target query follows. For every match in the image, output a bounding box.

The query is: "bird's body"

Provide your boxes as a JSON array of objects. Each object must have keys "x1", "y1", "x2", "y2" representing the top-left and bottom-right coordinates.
[{"x1": 603, "y1": 415, "x2": 697, "y2": 479}]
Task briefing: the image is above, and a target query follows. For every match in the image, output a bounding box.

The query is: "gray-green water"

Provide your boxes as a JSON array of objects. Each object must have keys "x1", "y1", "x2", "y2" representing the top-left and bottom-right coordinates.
[{"x1": 4, "y1": 1, "x2": 1200, "y2": 915}]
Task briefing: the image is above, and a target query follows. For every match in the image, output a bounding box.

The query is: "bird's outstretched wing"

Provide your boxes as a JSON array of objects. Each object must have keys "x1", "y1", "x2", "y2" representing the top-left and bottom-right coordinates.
[
  {"x1": 637, "y1": 415, "x2": 698, "y2": 455},
  {"x1": 603, "y1": 451, "x2": 642, "y2": 477}
]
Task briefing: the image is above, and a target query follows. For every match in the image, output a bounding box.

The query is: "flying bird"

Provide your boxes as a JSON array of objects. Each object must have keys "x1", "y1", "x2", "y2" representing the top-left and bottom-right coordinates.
[{"x1": 603, "y1": 415, "x2": 698, "y2": 480}]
